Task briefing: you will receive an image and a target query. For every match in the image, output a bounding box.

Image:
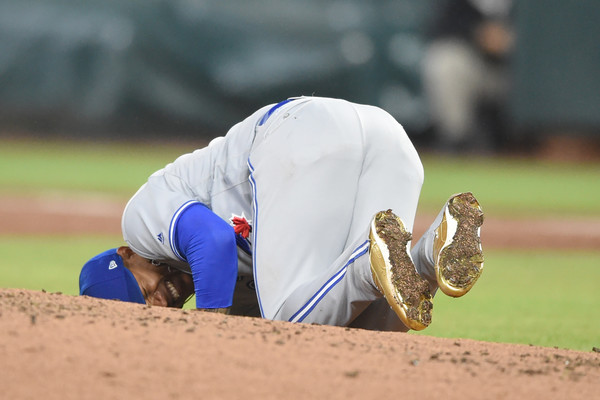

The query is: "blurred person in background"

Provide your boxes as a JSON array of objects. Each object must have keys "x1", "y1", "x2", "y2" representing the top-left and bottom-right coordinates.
[{"x1": 422, "y1": 0, "x2": 515, "y2": 154}]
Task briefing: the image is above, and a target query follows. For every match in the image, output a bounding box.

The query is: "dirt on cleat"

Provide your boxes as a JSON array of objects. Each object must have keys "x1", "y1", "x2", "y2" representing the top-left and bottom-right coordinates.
[
  {"x1": 374, "y1": 210, "x2": 433, "y2": 328},
  {"x1": 438, "y1": 193, "x2": 484, "y2": 292}
]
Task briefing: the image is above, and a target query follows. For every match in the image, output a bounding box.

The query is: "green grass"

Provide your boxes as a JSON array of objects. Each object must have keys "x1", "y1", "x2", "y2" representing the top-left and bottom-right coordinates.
[
  {"x1": 419, "y1": 154, "x2": 600, "y2": 216},
  {"x1": 0, "y1": 235, "x2": 200, "y2": 308},
  {"x1": 412, "y1": 249, "x2": 600, "y2": 352},
  {"x1": 0, "y1": 138, "x2": 198, "y2": 196},
  {"x1": 0, "y1": 235, "x2": 124, "y2": 295},
  {"x1": 1, "y1": 140, "x2": 600, "y2": 216}
]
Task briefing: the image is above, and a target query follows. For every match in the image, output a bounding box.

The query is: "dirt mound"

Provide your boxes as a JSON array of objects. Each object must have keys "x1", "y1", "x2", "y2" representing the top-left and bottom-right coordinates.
[{"x1": 1, "y1": 288, "x2": 598, "y2": 399}]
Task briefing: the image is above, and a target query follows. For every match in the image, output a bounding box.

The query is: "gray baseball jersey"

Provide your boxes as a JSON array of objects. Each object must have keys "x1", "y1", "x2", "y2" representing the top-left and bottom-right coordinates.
[{"x1": 122, "y1": 96, "x2": 426, "y2": 330}]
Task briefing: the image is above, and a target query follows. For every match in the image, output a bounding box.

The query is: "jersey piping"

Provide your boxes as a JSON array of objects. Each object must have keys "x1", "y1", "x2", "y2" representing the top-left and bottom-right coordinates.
[
  {"x1": 169, "y1": 200, "x2": 202, "y2": 261},
  {"x1": 247, "y1": 158, "x2": 265, "y2": 317},
  {"x1": 257, "y1": 98, "x2": 295, "y2": 126},
  {"x1": 288, "y1": 240, "x2": 370, "y2": 323}
]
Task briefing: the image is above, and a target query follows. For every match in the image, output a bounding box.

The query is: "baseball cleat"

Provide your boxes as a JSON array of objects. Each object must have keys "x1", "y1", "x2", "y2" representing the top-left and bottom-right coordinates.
[
  {"x1": 369, "y1": 210, "x2": 433, "y2": 331},
  {"x1": 433, "y1": 192, "x2": 484, "y2": 297}
]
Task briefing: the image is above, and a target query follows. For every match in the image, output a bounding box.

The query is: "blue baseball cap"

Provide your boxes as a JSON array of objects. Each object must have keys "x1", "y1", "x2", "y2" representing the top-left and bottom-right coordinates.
[{"x1": 79, "y1": 248, "x2": 145, "y2": 304}]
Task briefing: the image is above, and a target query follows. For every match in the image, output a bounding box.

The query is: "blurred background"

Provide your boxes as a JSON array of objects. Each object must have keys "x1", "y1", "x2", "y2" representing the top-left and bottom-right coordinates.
[{"x1": 0, "y1": 0, "x2": 599, "y2": 156}]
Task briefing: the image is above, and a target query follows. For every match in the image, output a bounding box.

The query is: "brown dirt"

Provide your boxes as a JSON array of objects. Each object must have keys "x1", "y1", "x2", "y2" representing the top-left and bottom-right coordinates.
[
  {"x1": 1, "y1": 288, "x2": 599, "y2": 400},
  {"x1": 1, "y1": 193, "x2": 600, "y2": 399},
  {"x1": 2, "y1": 192, "x2": 600, "y2": 248}
]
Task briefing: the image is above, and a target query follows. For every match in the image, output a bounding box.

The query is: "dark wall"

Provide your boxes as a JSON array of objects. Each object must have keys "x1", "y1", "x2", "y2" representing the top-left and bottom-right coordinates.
[
  {"x1": 0, "y1": 0, "x2": 432, "y2": 139},
  {"x1": 3, "y1": 0, "x2": 598, "y2": 141},
  {"x1": 511, "y1": 0, "x2": 600, "y2": 135}
]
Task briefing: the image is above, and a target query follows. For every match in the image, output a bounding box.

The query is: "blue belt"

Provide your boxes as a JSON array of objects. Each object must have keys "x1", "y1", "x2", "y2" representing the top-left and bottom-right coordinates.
[{"x1": 257, "y1": 98, "x2": 295, "y2": 126}]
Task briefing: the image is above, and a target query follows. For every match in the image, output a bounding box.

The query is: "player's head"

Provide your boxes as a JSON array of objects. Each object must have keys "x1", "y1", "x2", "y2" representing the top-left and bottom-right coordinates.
[
  {"x1": 79, "y1": 247, "x2": 194, "y2": 308},
  {"x1": 79, "y1": 248, "x2": 145, "y2": 304}
]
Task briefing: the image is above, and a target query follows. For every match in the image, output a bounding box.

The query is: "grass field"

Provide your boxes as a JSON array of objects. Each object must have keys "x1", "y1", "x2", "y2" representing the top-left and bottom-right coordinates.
[
  {"x1": 1, "y1": 138, "x2": 599, "y2": 351},
  {"x1": 2, "y1": 138, "x2": 600, "y2": 215},
  {"x1": 413, "y1": 249, "x2": 600, "y2": 351}
]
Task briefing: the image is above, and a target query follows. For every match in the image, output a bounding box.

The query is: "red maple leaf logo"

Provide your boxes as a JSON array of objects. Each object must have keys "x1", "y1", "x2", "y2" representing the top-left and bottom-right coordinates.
[{"x1": 231, "y1": 215, "x2": 252, "y2": 239}]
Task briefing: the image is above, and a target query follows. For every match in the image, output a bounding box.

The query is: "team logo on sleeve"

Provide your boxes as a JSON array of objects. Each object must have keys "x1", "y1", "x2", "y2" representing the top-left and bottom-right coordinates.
[
  {"x1": 157, "y1": 232, "x2": 165, "y2": 244},
  {"x1": 230, "y1": 213, "x2": 252, "y2": 239}
]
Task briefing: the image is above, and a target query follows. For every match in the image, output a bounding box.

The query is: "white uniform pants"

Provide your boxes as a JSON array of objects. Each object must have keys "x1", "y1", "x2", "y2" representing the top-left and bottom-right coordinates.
[{"x1": 247, "y1": 97, "x2": 424, "y2": 331}]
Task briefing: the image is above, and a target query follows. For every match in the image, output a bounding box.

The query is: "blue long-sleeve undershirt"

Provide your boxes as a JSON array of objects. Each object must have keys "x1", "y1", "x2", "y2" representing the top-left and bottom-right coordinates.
[{"x1": 173, "y1": 203, "x2": 238, "y2": 309}]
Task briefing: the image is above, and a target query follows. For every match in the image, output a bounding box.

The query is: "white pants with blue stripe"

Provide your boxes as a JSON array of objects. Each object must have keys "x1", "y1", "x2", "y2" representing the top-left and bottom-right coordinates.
[{"x1": 248, "y1": 97, "x2": 424, "y2": 331}]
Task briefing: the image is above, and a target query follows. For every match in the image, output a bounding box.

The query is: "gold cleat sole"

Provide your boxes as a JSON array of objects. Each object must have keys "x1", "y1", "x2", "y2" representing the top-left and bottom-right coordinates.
[
  {"x1": 369, "y1": 210, "x2": 433, "y2": 331},
  {"x1": 434, "y1": 192, "x2": 484, "y2": 297}
]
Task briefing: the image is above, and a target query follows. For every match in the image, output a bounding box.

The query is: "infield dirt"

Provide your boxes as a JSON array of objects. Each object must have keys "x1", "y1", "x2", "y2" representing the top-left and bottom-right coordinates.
[
  {"x1": 1, "y1": 288, "x2": 599, "y2": 400},
  {"x1": 1, "y1": 194, "x2": 600, "y2": 399},
  {"x1": 2, "y1": 193, "x2": 600, "y2": 248}
]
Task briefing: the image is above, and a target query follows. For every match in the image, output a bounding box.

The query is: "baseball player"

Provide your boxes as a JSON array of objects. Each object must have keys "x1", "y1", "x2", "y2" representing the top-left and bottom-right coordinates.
[{"x1": 79, "y1": 96, "x2": 484, "y2": 331}]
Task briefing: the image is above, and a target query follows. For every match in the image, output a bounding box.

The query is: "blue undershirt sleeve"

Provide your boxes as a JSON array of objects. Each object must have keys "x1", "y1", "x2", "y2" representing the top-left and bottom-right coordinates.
[{"x1": 173, "y1": 203, "x2": 237, "y2": 309}]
